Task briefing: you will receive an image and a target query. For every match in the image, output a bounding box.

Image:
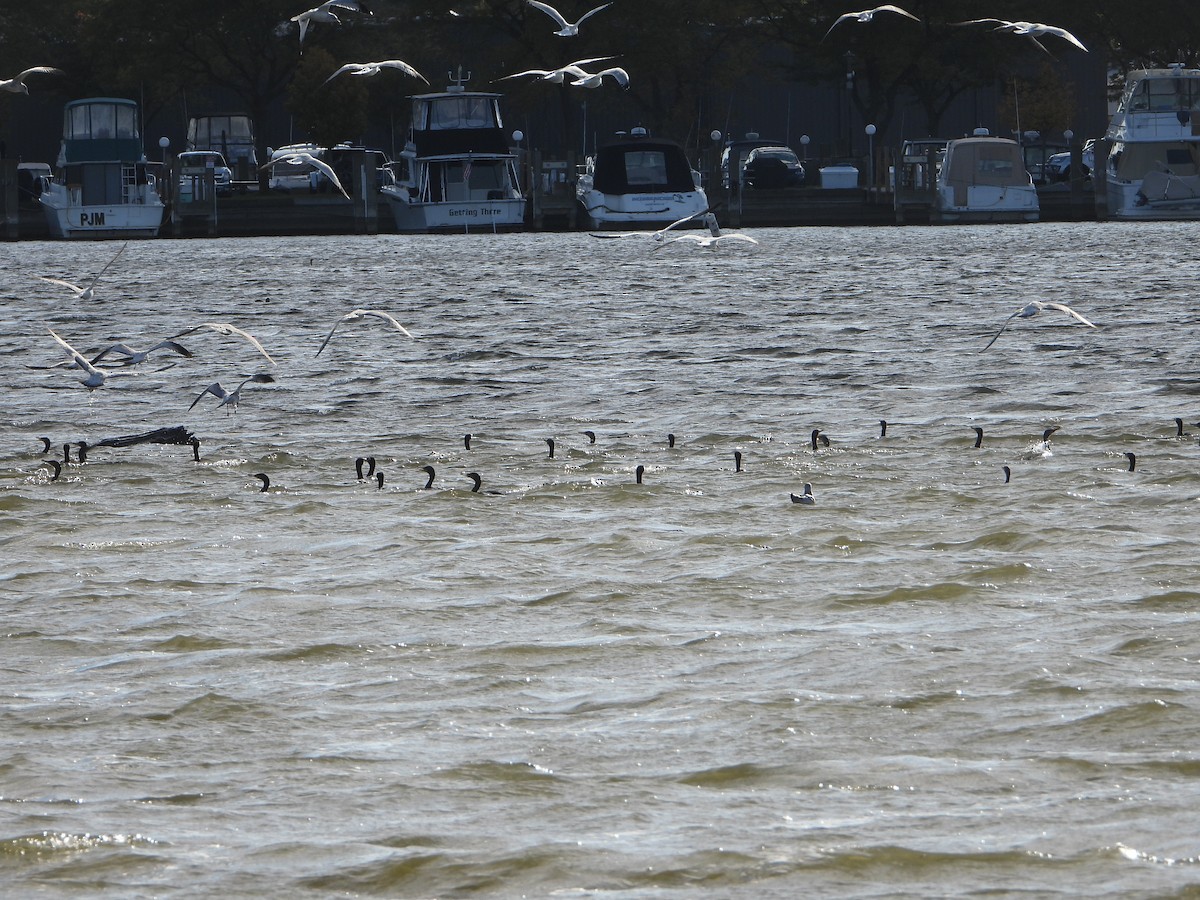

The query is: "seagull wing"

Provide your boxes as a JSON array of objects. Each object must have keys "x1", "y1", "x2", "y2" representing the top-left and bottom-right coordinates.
[
  {"x1": 496, "y1": 68, "x2": 555, "y2": 81},
  {"x1": 359, "y1": 309, "x2": 414, "y2": 338},
  {"x1": 92, "y1": 242, "x2": 128, "y2": 285},
  {"x1": 981, "y1": 311, "x2": 1023, "y2": 351},
  {"x1": 150, "y1": 339, "x2": 193, "y2": 358},
  {"x1": 877, "y1": 4, "x2": 920, "y2": 22},
  {"x1": 1041, "y1": 24, "x2": 1088, "y2": 51},
  {"x1": 308, "y1": 157, "x2": 351, "y2": 200},
  {"x1": 526, "y1": 0, "x2": 569, "y2": 29},
  {"x1": 321, "y1": 63, "x2": 363, "y2": 88},
  {"x1": 951, "y1": 17, "x2": 1008, "y2": 26},
  {"x1": 16, "y1": 66, "x2": 64, "y2": 82},
  {"x1": 38, "y1": 276, "x2": 85, "y2": 295},
  {"x1": 378, "y1": 60, "x2": 429, "y2": 83},
  {"x1": 316, "y1": 314, "x2": 351, "y2": 355},
  {"x1": 193, "y1": 323, "x2": 277, "y2": 364},
  {"x1": 716, "y1": 234, "x2": 759, "y2": 246},
  {"x1": 89, "y1": 342, "x2": 136, "y2": 364},
  {"x1": 575, "y1": 2, "x2": 613, "y2": 26},
  {"x1": 47, "y1": 328, "x2": 101, "y2": 375},
  {"x1": 823, "y1": 12, "x2": 856, "y2": 40},
  {"x1": 1044, "y1": 303, "x2": 1097, "y2": 327},
  {"x1": 189, "y1": 382, "x2": 228, "y2": 411}
]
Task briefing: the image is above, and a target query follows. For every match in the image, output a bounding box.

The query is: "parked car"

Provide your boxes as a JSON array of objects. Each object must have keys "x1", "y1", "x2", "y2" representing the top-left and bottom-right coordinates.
[
  {"x1": 178, "y1": 150, "x2": 233, "y2": 196},
  {"x1": 720, "y1": 134, "x2": 786, "y2": 189},
  {"x1": 741, "y1": 146, "x2": 806, "y2": 189},
  {"x1": 1046, "y1": 139, "x2": 1096, "y2": 182}
]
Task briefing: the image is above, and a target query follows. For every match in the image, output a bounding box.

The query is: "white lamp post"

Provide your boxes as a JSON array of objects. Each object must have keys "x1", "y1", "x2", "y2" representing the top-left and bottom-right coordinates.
[
  {"x1": 158, "y1": 136, "x2": 169, "y2": 165},
  {"x1": 799, "y1": 134, "x2": 810, "y2": 161},
  {"x1": 864, "y1": 124, "x2": 876, "y2": 186}
]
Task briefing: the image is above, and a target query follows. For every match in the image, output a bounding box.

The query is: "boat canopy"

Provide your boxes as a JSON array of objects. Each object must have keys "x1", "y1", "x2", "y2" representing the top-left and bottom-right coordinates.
[
  {"x1": 592, "y1": 140, "x2": 696, "y2": 195},
  {"x1": 942, "y1": 138, "x2": 1030, "y2": 189},
  {"x1": 61, "y1": 98, "x2": 142, "y2": 163}
]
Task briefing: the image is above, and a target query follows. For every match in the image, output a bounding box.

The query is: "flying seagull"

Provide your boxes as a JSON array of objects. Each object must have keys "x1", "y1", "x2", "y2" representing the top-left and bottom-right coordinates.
[
  {"x1": 321, "y1": 59, "x2": 428, "y2": 89},
  {"x1": 952, "y1": 19, "x2": 1087, "y2": 54},
  {"x1": 261, "y1": 151, "x2": 350, "y2": 200},
  {"x1": 0, "y1": 67, "x2": 64, "y2": 94},
  {"x1": 824, "y1": 5, "x2": 920, "y2": 41},
  {"x1": 171, "y1": 322, "x2": 276, "y2": 365},
  {"x1": 496, "y1": 57, "x2": 616, "y2": 83},
  {"x1": 37, "y1": 242, "x2": 127, "y2": 301},
  {"x1": 570, "y1": 66, "x2": 629, "y2": 89},
  {"x1": 526, "y1": 0, "x2": 612, "y2": 37},
  {"x1": 653, "y1": 232, "x2": 758, "y2": 251},
  {"x1": 290, "y1": 0, "x2": 369, "y2": 49},
  {"x1": 188, "y1": 374, "x2": 276, "y2": 412},
  {"x1": 89, "y1": 339, "x2": 192, "y2": 366},
  {"x1": 982, "y1": 300, "x2": 1097, "y2": 350},
  {"x1": 46, "y1": 328, "x2": 115, "y2": 389},
  {"x1": 316, "y1": 309, "x2": 415, "y2": 355}
]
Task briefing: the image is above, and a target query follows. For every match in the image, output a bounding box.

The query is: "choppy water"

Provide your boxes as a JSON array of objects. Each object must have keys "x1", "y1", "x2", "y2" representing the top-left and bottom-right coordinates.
[{"x1": 4, "y1": 223, "x2": 1200, "y2": 898}]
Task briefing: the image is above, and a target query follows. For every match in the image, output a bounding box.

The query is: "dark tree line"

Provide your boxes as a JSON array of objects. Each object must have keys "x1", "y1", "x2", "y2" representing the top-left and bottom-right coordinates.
[{"x1": 2, "y1": 0, "x2": 1199, "y2": 162}]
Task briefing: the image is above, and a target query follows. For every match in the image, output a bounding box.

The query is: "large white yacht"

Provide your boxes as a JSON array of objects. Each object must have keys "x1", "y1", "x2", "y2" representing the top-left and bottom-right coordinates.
[
  {"x1": 380, "y1": 69, "x2": 526, "y2": 233},
  {"x1": 40, "y1": 97, "x2": 164, "y2": 240},
  {"x1": 1106, "y1": 64, "x2": 1200, "y2": 219}
]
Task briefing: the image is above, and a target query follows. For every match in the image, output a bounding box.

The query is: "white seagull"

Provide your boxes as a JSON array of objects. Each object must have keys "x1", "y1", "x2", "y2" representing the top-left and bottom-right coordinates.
[
  {"x1": 982, "y1": 300, "x2": 1098, "y2": 350},
  {"x1": 290, "y1": 0, "x2": 369, "y2": 49},
  {"x1": 316, "y1": 309, "x2": 415, "y2": 355},
  {"x1": 89, "y1": 339, "x2": 193, "y2": 367},
  {"x1": 321, "y1": 59, "x2": 428, "y2": 89},
  {"x1": 46, "y1": 328, "x2": 113, "y2": 389},
  {"x1": 37, "y1": 242, "x2": 127, "y2": 301},
  {"x1": 189, "y1": 374, "x2": 276, "y2": 412},
  {"x1": 496, "y1": 57, "x2": 616, "y2": 83},
  {"x1": 261, "y1": 151, "x2": 350, "y2": 200},
  {"x1": 570, "y1": 66, "x2": 629, "y2": 89},
  {"x1": 791, "y1": 483, "x2": 817, "y2": 505},
  {"x1": 824, "y1": 5, "x2": 920, "y2": 40},
  {"x1": 653, "y1": 232, "x2": 759, "y2": 251},
  {"x1": 526, "y1": 0, "x2": 612, "y2": 37},
  {"x1": 171, "y1": 323, "x2": 277, "y2": 365},
  {"x1": 953, "y1": 19, "x2": 1087, "y2": 54},
  {"x1": 0, "y1": 66, "x2": 64, "y2": 94}
]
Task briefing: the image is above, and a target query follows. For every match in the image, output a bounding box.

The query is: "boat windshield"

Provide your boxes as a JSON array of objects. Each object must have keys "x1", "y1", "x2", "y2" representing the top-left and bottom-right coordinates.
[
  {"x1": 67, "y1": 102, "x2": 138, "y2": 140},
  {"x1": 1124, "y1": 75, "x2": 1200, "y2": 113},
  {"x1": 420, "y1": 96, "x2": 498, "y2": 131}
]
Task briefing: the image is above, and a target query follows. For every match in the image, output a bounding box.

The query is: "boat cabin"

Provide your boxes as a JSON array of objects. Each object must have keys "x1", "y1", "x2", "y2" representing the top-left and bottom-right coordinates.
[
  {"x1": 54, "y1": 98, "x2": 154, "y2": 207},
  {"x1": 187, "y1": 113, "x2": 257, "y2": 168},
  {"x1": 590, "y1": 130, "x2": 697, "y2": 196},
  {"x1": 59, "y1": 98, "x2": 142, "y2": 164}
]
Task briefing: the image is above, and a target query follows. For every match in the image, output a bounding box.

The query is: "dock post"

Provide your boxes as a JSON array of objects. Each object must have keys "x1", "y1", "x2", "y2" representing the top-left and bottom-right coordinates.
[
  {"x1": 352, "y1": 151, "x2": 377, "y2": 234},
  {"x1": 530, "y1": 148, "x2": 543, "y2": 230},
  {"x1": 1, "y1": 159, "x2": 16, "y2": 240}
]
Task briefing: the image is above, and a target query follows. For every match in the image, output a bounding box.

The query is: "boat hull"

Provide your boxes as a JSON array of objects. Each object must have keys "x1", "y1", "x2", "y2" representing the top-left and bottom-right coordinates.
[
  {"x1": 382, "y1": 191, "x2": 525, "y2": 233},
  {"x1": 933, "y1": 186, "x2": 1039, "y2": 224},
  {"x1": 40, "y1": 187, "x2": 163, "y2": 240},
  {"x1": 1107, "y1": 173, "x2": 1200, "y2": 220},
  {"x1": 578, "y1": 189, "x2": 709, "y2": 230}
]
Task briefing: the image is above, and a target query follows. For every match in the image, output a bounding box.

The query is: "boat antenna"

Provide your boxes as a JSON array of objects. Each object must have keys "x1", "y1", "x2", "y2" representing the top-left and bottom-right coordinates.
[
  {"x1": 449, "y1": 65, "x2": 471, "y2": 88},
  {"x1": 1012, "y1": 76, "x2": 1022, "y2": 142}
]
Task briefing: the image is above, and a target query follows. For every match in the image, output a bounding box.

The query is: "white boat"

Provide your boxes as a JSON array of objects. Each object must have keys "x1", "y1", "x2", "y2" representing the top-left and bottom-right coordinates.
[
  {"x1": 577, "y1": 127, "x2": 709, "y2": 230},
  {"x1": 380, "y1": 69, "x2": 525, "y2": 233},
  {"x1": 932, "y1": 131, "x2": 1038, "y2": 224},
  {"x1": 1106, "y1": 64, "x2": 1200, "y2": 220},
  {"x1": 40, "y1": 97, "x2": 164, "y2": 240}
]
